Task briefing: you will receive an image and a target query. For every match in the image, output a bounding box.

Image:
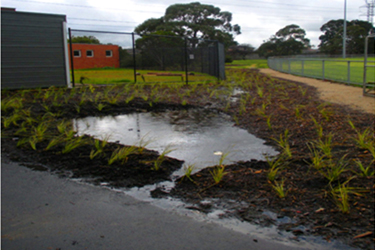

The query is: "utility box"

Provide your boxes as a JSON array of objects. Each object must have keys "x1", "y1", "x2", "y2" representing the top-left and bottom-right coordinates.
[{"x1": 1, "y1": 8, "x2": 70, "y2": 89}]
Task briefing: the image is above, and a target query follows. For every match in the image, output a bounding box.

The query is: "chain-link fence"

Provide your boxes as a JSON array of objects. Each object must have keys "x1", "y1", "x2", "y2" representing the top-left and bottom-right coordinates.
[
  {"x1": 68, "y1": 29, "x2": 225, "y2": 86},
  {"x1": 268, "y1": 56, "x2": 375, "y2": 87}
]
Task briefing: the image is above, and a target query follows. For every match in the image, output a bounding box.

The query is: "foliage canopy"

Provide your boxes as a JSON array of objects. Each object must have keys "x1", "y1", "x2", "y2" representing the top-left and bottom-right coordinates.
[
  {"x1": 319, "y1": 19, "x2": 374, "y2": 54},
  {"x1": 134, "y1": 2, "x2": 241, "y2": 48},
  {"x1": 257, "y1": 24, "x2": 310, "y2": 58}
]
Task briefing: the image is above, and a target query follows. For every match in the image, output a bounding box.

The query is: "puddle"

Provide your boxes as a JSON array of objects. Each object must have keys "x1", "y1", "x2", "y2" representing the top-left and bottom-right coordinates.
[
  {"x1": 72, "y1": 109, "x2": 356, "y2": 250},
  {"x1": 74, "y1": 109, "x2": 277, "y2": 176}
]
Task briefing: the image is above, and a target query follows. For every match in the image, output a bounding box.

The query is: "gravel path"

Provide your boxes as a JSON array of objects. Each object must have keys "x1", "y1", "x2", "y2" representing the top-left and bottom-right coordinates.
[{"x1": 259, "y1": 68, "x2": 375, "y2": 115}]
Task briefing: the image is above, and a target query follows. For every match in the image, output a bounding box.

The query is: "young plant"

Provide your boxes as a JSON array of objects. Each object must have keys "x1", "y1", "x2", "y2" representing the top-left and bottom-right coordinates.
[
  {"x1": 95, "y1": 103, "x2": 107, "y2": 111},
  {"x1": 108, "y1": 146, "x2": 136, "y2": 165},
  {"x1": 329, "y1": 177, "x2": 362, "y2": 214},
  {"x1": 256, "y1": 85, "x2": 264, "y2": 98},
  {"x1": 353, "y1": 128, "x2": 373, "y2": 149},
  {"x1": 90, "y1": 138, "x2": 109, "y2": 160},
  {"x1": 61, "y1": 136, "x2": 88, "y2": 154},
  {"x1": 271, "y1": 178, "x2": 288, "y2": 198},
  {"x1": 266, "y1": 114, "x2": 272, "y2": 130},
  {"x1": 271, "y1": 129, "x2": 292, "y2": 159},
  {"x1": 321, "y1": 155, "x2": 349, "y2": 183},
  {"x1": 136, "y1": 134, "x2": 154, "y2": 154},
  {"x1": 1, "y1": 97, "x2": 23, "y2": 112},
  {"x1": 313, "y1": 133, "x2": 333, "y2": 159},
  {"x1": 307, "y1": 142, "x2": 326, "y2": 171},
  {"x1": 210, "y1": 165, "x2": 228, "y2": 184},
  {"x1": 266, "y1": 156, "x2": 284, "y2": 182},
  {"x1": 310, "y1": 116, "x2": 324, "y2": 138},
  {"x1": 45, "y1": 136, "x2": 65, "y2": 151},
  {"x1": 153, "y1": 145, "x2": 175, "y2": 171},
  {"x1": 352, "y1": 159, "x2": 374, "y2": 177},
  {"x1": 181, "y1": 164, "x2": 197, "y2": 184}
]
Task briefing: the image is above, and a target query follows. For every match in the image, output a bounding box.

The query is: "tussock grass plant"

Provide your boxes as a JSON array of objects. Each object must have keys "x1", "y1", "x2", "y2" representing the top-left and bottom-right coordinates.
[
  {"x1": 266, "y1": 115, "x2": 272, "y2": 130},
  {"x1": 2, "y1": 113, "x2": 22, "y2": 128},
  {"x1": 313, "y1": 133, "x2": 334, "y2": 158},
  {"x1": 353, "y1": 128, "x2": 373, "y2": 150},
  {"x1": 90, "y1": 137, "x2": 110, "y2": 160},
  {"x1": 108, "y1": 146, "x2": 136, "y2": 165},
  {"x1": 329, "y1": 178, "x2": 364, "y2": 214},
  {"x1": 352, "y1": 159, "x2": 374, "y2": 177},
  {"x1": 294, "y1": 105, "x2": 305, "y2": 120},
  {"x1": 256, "y1": 85, "x2": 264, "y2": 98},
  {"x1": 310, "y1": 116, "x2": 324, "y2": 138},
  {"x1": 1, "y1": 97, "x2": 23, "y2": 112},
  {"x1": 322, "y1": 155, "x2": 349, "y2": 183},
  {"x1": 210, "y1": 165, "x2": 228, "y2": 184},
  {"x1": 181, "y1": 164, "x2": 197, "y2": 184},
  {"x1": 61, "y1": 136, "x2": 88, "y2": 154},
  {"x1": 298, "y1": 86, "x2": 308, "y2": 96},
  {"x1": 266, "y1": 155, "x2": 285, "y2": 182},
  {"x1": 96, "y1": 103, "x2": 106, "y2": 111},
  {"x1": 153, "y1": 145, "x2": 176, "y2": 171},
  {"x1": 271, "y1": 178, "x2": 288, "y2": 198},
  {"x1": 271, "y1": 129, "x2": 292, "y2": 159},
  {"x1": 348, "y1": 119, "x2": 375, "y2": 155},
  {"x1": 136, "y1": 134, "x2": 154, "y2": 154}
]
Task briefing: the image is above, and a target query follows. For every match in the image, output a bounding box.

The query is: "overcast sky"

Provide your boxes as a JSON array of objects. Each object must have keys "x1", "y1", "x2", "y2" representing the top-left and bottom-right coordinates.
[{"x1": 2, "y1": 0, "x2": 372, "y2": 48}]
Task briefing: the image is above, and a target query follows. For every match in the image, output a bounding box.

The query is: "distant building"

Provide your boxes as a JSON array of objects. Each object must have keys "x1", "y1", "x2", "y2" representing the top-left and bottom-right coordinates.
[{"x1": 68, "y1": 44, "x2": 120, "y2": 69}]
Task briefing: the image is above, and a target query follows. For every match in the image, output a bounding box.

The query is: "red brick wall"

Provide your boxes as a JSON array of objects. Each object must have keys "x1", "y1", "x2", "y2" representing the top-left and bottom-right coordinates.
[{"x1": 68, "y1": 44, "x2": 120, "y2": 69}]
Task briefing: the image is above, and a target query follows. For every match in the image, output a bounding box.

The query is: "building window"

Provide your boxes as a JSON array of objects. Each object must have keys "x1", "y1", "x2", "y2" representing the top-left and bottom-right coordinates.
[
  {"x1": 86, "y1": 50, "x2": 94, "y2": 57},
  {"x1": 106, "y1": 50, "x2": 113, "y2": 57},
  {"x1": 73, "y1": 50, "x2": 81, "y2": 57}
]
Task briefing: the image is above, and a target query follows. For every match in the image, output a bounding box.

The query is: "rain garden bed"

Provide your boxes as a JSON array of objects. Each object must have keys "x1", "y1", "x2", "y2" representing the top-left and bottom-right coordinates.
[{"x1": 1, "y1": 68, "x2": 374, "y2": 249}]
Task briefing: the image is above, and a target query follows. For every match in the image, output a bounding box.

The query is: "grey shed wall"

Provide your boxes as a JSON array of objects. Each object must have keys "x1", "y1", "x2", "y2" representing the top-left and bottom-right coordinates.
[{"x1": 1, "y1": 10, "x2": 69, "y2": 89}]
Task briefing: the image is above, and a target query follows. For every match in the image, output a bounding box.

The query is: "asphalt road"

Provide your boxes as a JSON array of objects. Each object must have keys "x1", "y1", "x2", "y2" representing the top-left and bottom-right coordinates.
[{"x1": 1, "y1": 157, "x2": 340, "y2": 250}]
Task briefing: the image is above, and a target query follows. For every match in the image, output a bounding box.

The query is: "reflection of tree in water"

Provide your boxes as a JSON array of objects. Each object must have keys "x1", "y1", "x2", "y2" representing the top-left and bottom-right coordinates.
[{"x1": 150, "y1": 109, "x2": 228, "y2": 134}]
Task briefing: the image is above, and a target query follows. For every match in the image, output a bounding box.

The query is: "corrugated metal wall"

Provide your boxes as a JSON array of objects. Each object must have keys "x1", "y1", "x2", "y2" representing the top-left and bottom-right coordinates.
[{"x1": 1, "y1": 10, "x2": 69, "y2": 89}]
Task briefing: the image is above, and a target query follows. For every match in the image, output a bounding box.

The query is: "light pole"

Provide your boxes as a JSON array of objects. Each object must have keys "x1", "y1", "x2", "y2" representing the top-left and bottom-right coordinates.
[{"x1": 343, "y1": 0, "x2": 347, "y2": 58}]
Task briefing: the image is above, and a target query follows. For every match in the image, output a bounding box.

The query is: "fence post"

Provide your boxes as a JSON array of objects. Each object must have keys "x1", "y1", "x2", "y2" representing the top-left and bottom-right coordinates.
[
  {"x1": 322, "y1": 60, "x2": 325, "y2": 80},
  {"x1": 347, "y1": 61, "x2": 350, "y2": 84},
  {"x1": 184, "y1": 37, "x2": 189, "y2": 85},
  {"x1": 68, "y1": 28, "x2": 75, "y2": 87},
  {"x1": 132, "y1": 33, "x2": 137, "y2": 83}
]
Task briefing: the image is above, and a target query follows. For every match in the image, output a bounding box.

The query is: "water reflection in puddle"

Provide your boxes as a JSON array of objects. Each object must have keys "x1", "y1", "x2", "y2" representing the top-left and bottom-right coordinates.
[
  {"x1": 74, "y1": 109, "x2": 277, "y2": 176},
  {"x1": 72, "y1": 109, "x2": 355, "y2": 250}
]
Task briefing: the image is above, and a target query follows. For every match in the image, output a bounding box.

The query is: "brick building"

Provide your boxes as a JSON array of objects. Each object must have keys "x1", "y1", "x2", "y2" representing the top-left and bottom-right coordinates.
[{"x1": 69, "y1": 44, "x2": 120, "y2": 69}]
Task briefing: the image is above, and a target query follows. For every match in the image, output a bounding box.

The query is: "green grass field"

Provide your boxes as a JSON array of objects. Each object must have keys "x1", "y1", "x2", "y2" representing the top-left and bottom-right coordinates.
[
  {"x1": 225, "y1": 59, "x2": 269, "y2": 69},
  {"x1": 72, "y1": 68, "x2": 217, "y2": 85},
  {"x1": 276, "y1": 57, "x2": 375, "y2": 85}
]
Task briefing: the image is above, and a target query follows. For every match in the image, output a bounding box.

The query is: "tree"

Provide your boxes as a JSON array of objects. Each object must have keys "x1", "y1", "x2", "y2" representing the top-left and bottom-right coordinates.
[
  {"x1": 135, "y1": 30, "x2": 185, "y2": 70},
  {"x1": 257, "y1": 24, "x2": 310, "y2": 58},
  {"x1": 227, "y1": 44, "x2": 255, "y2": 60},
  {"x1": 69, "y1": 36, "x2": 100, "y2": 44},
  {"x1": 319, "y1": 19, "x2": 374, "y2": 54},
  {"x1": 134, "y1": 2, "x2": 241, "y2": 48},
  {"x1": 275, "y1": 24, "x2": 310, "y2": 47}
]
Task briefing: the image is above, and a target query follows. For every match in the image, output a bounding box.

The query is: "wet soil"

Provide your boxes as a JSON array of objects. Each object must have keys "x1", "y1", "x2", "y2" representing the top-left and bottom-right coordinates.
[{"x1": 1, "y1": 68, "x2": 374, "y2": 249}]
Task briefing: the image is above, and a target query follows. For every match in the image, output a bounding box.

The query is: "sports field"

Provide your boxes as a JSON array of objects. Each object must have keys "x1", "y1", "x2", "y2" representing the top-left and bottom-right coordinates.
[
  {"x1": 272, "y1": 57, "x2": 375, "y2": 85},
  {"x1": 71, "y1": 68, "x2": 217, "y2": 85}
]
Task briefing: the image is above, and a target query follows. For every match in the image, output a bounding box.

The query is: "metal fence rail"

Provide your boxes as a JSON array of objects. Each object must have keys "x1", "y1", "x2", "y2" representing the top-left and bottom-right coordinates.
[{"x1": 267, "y1": 57, "x2": 375, "y2": 89}]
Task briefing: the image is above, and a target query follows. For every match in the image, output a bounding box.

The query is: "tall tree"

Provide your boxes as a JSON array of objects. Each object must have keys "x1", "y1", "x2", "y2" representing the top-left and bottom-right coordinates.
[
  {"x1": 257, "y1": 24, "x2": 310, "y2": 58},
  {"x1": 227, "y1": 44, "x2": 255, "y2": 60},
  {"x1": 134, "y1": 2, "x2": 241, "y2": 48},
  {"x1": 319, "y1": 19, "x2": 374, "y2": 54},
  {"x1": 69, "y1": 36, "x2": 100, "y2": 44}
]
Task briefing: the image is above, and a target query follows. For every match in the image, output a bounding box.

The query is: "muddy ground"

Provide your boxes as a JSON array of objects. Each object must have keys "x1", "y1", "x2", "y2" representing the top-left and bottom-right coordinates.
[{"x1": 1, "y1": 69, "x2": 374, "y2": 249}]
